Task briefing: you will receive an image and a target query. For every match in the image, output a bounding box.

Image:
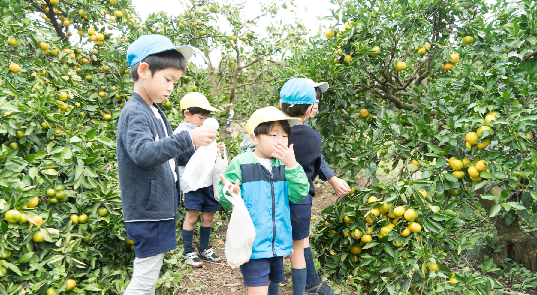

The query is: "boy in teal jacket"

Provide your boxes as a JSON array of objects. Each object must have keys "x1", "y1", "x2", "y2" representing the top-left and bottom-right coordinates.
[{"x1": 219, "y1": 106, "x2": 309, "y2": 295}]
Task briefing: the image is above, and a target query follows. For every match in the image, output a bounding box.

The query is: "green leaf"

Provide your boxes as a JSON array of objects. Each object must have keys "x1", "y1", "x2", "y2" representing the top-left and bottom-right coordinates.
[
  {"x1": 18, "y1": 252, "x2": 34, "y2": 264},
  {"x1": 362, "y1": 242, "x2": 378, "y2": 250},
  {"x1": 489, "y1": 204, "x2": 501, "y2": 217},
  {"x1": 444, "y1": 173, "x2": 458, "y2": 182},
  {"x1": 28, "y1": 167, "x2": 38, "y2": 179}
]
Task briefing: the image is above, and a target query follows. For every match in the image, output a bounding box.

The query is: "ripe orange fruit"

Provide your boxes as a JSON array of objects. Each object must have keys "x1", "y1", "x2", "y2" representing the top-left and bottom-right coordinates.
[
  {"x1": 448, "y1": 157, "x2": 463, "y2": 171},
  {"x1": 450, "y1": 53, "x2": 460, "y2": 63},
  {"x1": 103, "y1": 114, "x2": 112, "y2": 121},
  {"x1": 408, "y1": 222, "x2": 421, "y2": 233},
  {"x1": 359, "y1": 109, "x2": 369, "y2": 118},
  {"x1": 404, "y1": 208, "x2": 418, "y2": 221},
  {"x1": 427, "y1": 262, "x2": 439, "y2": 271},
  {"x1": 9, "y1": 63, "x2": 21, "y2": 73},
  {"x1": 392, "y1": 240, "x2": 403, "y2": 247},
  {"x1": 0, "y1": 250, "x2": 11, "y2": 259},
  {"x1": 477, "y1": 139, "x2": 490, "y2": 149},
  {"x1": 79, "y1": 214, "x2": 88, "y2": 224},
  {"x1": 395, "y1": 61, "x2": 407, "y2": 71},
  {"x1": 475, "y1": 160, "x2": 487, "y2": 172},
  {"x1": 465, "y1": 132, "x2": 478, "y2": 145},
  {"x1": 452, "y1": 171, "x2": 465, "y2": 179},
  {"x1": 364, "y1": 214, "x2": 375, "y2": 225},
  {"x1": 351, "y1": 229, "x2": 362, "y2": 240},
  {"x1": 448, "y1": 277, "x2": 458, "y2": 285},
  {"x1": 417, "y1": 48, "x2": 426, "y2": 55},
  {"x1": 369, "y1": 46, "x2": 380, "y2": 56},
  {"x1": 97, "y1": 208, "x2": 108, "y2": 217},
  {"x1": 442, "y1": 63, "x2": 453, "y2": 71},
  {"x1": 66, "y1": 279, "x2": 77, "y2": 291},
  {"x1": 325, "y1": 30, "x2": 335, "y2": 38},
  {"x1": 58, "y1": 91, "x2": 68, "y2": 101},
  {"x1": 360, "y1": 235, "x2": 372, "y2": 244},
  {"x1": 476, "y1": 126, "x2": 493, "y2": 138},
  {"x1": 350, "y1": 245, "x2": 362, "y2": 254},
  {"x1": 468, "y1": 166, "x2": 480, "y2": 178},
  {"x1": 5, "y1": 210, "x2": 22, "y2": 223},
  {"x1": 370, "y1": 208, "x2": 380, "y2": 217},
  {"x1": 462, "y1": 36, "x2": 474, "y2": 45},
  {"x1": 26, "y1": 197, "x2": 39, "y2": 208},
  {"x1": 47, "y1": 287, "x2": 55, "y2": 295},
  {"x1": 393, "y1": 206, "x2": 405, "y2": 217},
  {"x1": 70, "y1": 215, "x2": 79, "y2": 224},
  {"x1": 31, "y1": 215, "x2": 43, "y2": 226},
  {"x1": 401, "y1": 227, "x2": 411, "y2": 237},
  {"x1": 32, "y1": 231, "x2": 45, "y2": 242}
]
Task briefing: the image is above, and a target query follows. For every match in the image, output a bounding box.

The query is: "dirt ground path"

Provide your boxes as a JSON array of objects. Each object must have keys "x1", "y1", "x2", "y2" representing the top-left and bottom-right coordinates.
[{"x1": 178, "y1": 180, "x2": 347, "y2": 294}]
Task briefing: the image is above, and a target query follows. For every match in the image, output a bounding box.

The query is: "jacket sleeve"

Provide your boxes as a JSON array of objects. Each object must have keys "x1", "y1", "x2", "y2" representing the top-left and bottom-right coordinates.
[
  {"x1": 218, "y1": 158, "x2": 242, "y2": 210},
  {"x1": 121, "y1": 109, "x2": 195, "y2": 168},
  {"x1": 318, "y1": 154, "x2": 336, "y2": 181},
  {"x1": 285, "y1": 164, "x2": 309, "y2": 203}
]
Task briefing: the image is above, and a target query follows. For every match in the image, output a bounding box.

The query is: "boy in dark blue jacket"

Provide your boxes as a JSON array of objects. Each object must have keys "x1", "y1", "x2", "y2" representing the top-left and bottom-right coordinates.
[{"x1": 117, "y1": 34, "x2": 217, "y2": 294}]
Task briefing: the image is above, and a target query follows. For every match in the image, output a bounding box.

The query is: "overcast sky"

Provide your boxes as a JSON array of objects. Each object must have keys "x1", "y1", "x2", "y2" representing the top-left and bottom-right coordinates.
[{"x1": 130, "y1": 0, "x2": 339, "y2": 65}]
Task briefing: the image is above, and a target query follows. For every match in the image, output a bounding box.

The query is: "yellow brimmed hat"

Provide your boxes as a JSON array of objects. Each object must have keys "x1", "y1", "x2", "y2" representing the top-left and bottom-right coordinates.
[
  {"x1": 180, "y1": 92, "x2": 219, "y2": 111},
  {"x1": 246, "y1": 106, "x2": 301, "y2": 134}
]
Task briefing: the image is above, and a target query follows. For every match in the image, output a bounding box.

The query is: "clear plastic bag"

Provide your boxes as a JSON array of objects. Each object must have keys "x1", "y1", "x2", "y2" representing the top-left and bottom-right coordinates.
[{"x1": 223, "y1": 185, "x2": 256, "y2": 269}]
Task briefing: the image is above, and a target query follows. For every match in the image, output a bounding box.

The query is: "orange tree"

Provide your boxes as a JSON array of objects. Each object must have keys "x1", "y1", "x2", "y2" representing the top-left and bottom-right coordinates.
[
  {"x1": 0, "y1": 0, "x2": 144, "y2": 293},
  {"x1": 281, "y1": 0, "x2": 537, "y2": 293}
]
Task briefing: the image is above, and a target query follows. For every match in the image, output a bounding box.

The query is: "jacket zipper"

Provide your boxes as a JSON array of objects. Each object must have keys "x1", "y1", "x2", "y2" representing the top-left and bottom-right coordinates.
[{"x1": 270, "y1": 169, "x2": 276, "y2": 256}]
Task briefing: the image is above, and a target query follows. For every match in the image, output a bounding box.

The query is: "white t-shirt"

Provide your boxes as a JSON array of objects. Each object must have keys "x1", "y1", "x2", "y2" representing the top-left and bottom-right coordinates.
[
  {"x1": 254, "y1": 154, "x2": 272, "y2": 173},
  {"x1": 150, "y1": 106, "x2": 177, "y2": 182}
]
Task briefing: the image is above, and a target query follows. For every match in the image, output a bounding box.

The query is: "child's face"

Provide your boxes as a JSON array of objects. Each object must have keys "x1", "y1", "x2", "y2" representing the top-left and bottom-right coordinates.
[
  {"x1": 138, "y1": 65, "x2": 183, "y2": 104},
  {"x1": 184, "y1": 111, "x2": 208, "y2": 127},
  {"x1": 251, "y1": 122, "x2": 289, "y2": 158},
  {"x1": 309, "y1": 103, "x2": 318, "y2": 118}
]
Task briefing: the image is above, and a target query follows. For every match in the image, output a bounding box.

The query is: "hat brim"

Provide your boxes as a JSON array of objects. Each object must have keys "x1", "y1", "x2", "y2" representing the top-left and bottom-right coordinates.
[
  {"x1": 313, "y1": 82, "x2": 329, "y2": 93},
  {"x1": 196, "y1": 104, "x2": 219, "y2": 112},
  {"x1": 149, "y1": 45, "x2": 194, "y2": 61}
]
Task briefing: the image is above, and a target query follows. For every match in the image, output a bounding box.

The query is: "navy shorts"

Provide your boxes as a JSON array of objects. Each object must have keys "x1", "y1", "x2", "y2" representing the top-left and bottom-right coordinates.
[
  {"x1": 240, "y1": 256, "x2": 285, "y2": 287},
  {"x1": 290, "y1": 195, "x2": 312, "y2": 240},
  {"x1": 183, "y1": 186, "x2": 220, "y2": 212},
  {"x1": 125, "y1": 217, "x2": 177, "y2": 259}
]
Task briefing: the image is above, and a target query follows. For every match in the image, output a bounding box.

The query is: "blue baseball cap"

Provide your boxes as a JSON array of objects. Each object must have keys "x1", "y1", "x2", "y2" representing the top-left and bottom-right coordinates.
[
  {"x1": 279, "y1": 78, "x2": 316, "y2": 105},
  {"x1": 127, "y1": 34, "x2": 194, "y2": 67}
]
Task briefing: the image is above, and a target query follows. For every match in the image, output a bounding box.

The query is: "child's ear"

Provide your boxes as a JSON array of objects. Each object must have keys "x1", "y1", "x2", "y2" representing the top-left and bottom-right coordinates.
[
  {"x1": 249, "y1": 133, "x2": 256, "y2": 144},
  {"x1": 137, "y1": 62, "x2": 150, "y2": 80},
  {"x1": 183, "y1": 109, "x2": 191, "y2": 118}
]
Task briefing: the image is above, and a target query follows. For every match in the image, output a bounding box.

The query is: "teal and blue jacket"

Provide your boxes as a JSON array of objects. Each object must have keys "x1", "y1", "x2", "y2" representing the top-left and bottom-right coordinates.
[{"x1": 219, "y1": 151, "x2": 309, "y2": 259}]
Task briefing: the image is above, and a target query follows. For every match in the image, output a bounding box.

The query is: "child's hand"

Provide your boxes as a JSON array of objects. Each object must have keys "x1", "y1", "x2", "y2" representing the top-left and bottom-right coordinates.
[
  {"x1": 328, "y1": 177, "x2": 351, "y2": 197},
  {"x1": 190, "y1": 128, "x2": 217, "y2": 146},
  {"x1": 217, "y1": 142, "x2": 225, "y2": 153},
  {"x1": 272, "y1": 142, "x2": 298, "y2": 169},
  {"x1": 219, "y1": 174, "x2": 240, "y2": 194}
]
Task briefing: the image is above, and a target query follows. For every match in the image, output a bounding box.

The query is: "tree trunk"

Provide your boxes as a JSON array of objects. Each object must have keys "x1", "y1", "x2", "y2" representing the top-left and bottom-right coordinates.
[{"x1": 478, "y1": 186, "x2": 537, "y2": 271}]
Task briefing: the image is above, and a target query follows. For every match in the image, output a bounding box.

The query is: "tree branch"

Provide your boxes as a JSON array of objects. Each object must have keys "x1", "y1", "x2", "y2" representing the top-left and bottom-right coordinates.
[
  {"x1": 29, "y1": 0, "x2": 67, "y2": 43},
  {"x1": 238, "y1": 57, "x2": 261, "y2": 71},
  {"x1": 524, "y1": 49, "x2": 537, "y2": 61}
]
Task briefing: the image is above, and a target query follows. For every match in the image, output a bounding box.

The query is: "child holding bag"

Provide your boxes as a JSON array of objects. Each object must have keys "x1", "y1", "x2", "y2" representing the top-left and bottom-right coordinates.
[{"x1": 219, "y1": 106, "x2": 310, "y2": 295}]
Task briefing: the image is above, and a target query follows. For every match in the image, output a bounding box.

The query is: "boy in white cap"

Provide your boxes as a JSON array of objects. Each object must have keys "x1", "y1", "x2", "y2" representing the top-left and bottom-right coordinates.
[
  {"x1": 117, "y1": 34, "x2": 216, "y2": 294},
  {"x1": 174, "y1": 92, "x2": 224, "y2": 268}
]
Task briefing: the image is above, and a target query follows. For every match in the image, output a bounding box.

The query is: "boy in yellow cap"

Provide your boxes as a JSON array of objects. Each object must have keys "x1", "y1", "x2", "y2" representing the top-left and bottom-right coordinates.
[
  {"x1": 219, "y1": 106, "x2": 310, "y2": 295},
  {"x1": 174, "y1": 92, "x2": 224, "y2": 267}
]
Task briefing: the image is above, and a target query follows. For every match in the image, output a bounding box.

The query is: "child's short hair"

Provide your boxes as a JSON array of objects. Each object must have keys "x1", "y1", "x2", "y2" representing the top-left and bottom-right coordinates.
[
  {"x1": 315, "y1": 87, "x2": 322, "y2": 101},
  {"x1": 254, "y1": 120, "x2": 292, "y2": 137},
  {"x1": 281, "y1": 103, "x2": 312, "y2": 118},
  {"x1": 182, "y1": 107, "x2": 211, "y2": 117},
  {"x1": 131, "y1": 50, "x2": 186, "y2": 82}
]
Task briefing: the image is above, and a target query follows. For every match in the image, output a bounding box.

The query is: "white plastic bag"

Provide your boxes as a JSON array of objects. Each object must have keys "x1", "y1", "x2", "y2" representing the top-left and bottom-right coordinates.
[
  {"x1": 223, "y1": 185, "x2": 256, "y2": 269},
  {"x1": 182, "y1": 119, "x2": 220, "y2": 191},
  {"x1": 182, "y1": 141, "x2": 217, "y2": 191},
  {"x1": 213, "y1": 148, "x2": 228, "y2": 201}
]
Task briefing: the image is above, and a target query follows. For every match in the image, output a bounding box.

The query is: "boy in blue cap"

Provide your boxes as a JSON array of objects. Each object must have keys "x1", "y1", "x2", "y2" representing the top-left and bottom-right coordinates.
[
  {"x1": 268, "y1": 78, "x2": 337, "y2": 295},
  {"x1": 117, "y1": 34, "x2": 217, "y2": 294}
]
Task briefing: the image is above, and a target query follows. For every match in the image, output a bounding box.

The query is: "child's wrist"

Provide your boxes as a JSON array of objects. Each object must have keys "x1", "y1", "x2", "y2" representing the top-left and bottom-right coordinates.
[{"x1": 285, "y1": 160, "x2": 298, "y2": 169}]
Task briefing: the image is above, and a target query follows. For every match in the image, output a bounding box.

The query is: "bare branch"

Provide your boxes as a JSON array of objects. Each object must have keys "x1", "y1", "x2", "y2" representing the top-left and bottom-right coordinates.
[
  {"x1": 237, "y1": 76, "x2": 278, "y2": 88},
  {"x1": 238, "y1": 57, "x2": 261, "y2": 71}
]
